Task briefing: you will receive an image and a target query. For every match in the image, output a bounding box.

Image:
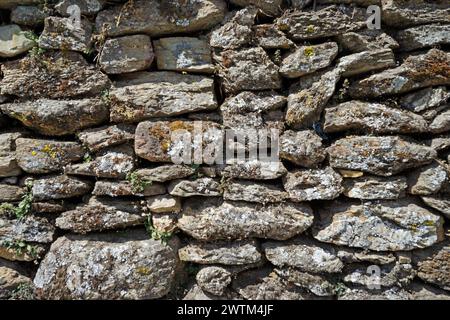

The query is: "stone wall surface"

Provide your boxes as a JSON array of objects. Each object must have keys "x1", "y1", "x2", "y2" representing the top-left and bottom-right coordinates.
[{"x1": 0, "y1": 0, "x2": 449, "y2": 300}]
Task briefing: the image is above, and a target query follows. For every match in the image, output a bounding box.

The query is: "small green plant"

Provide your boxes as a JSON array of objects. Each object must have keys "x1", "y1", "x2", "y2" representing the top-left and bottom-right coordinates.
[
  {"x1": 83, "y1": 152, "x2": 93, "y2": 163},
  {"x1": 333, "y1": 282, "x2": 348, "y2": 296},
  {"x1": 126, "y1": 171, "x2": 152, "y2": 193},
  {"x1": 9, "y1": 283, "x2": 35, "y2": 300},
  {"x1": 1, "y1": 239, "x2": 38, "y2": 259},
  {"x1": 15, "y1": 180, "x2": 34, "y2": 220},
  {"x1": 100, "y1": 88, "x2": 111, "y2": 104},
  {"x1": 304, "y1": 46, "x2": 315, "y2": 57},
  {"x1": 0, "y1": 203, "x2": 16, "y2": 217},
  {"x1": 144, "y1": 215, "x2": 173, "y2": 244},
  {"x1": 24, "y1": 31, "x2": 47, "y2": 58}
]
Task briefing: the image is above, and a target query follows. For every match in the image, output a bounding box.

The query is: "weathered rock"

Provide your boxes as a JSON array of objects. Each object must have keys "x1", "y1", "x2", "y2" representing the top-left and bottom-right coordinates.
[
  {"x1": 343, "y1": 176, "x2": 408, "y2": 200},
  {"x1": 99, "y1": 35, "x2": 154, "y2": 74},
  {"x1": 349, "y1": 49, "x2": 450, "y2": 98},
  {"x1": 286, "y1": 68, "x2": 341, "y2": 129},
  {"x1": 313, "y1": 199, "x2": 444, "y2": 251},
  {"x1": 110, "y1": 72, "x2": 217, "y2": 123},
  {"x1": 78, "y1": 124, "x2": 135, "y2": 153},
  {"x1": 337, "y1": 49, "x2": 396, "y2": 77},
  {"x1": 33, "y1": 231, "x2": 180, "y2": 299},
  {"x1": 428, "y1": 135, "x2": 450, "y2": 152},
  {"x1": 15, "y1": 138, "x2": 84, "y2": 174},
  {"x1": 0, "y1": 51, "x2": 110, "y2": 99},
  {"x1": 316, "y1": 0, "x2": 380, "y2": 5},
  {"x1": 279, "y1": 130, "x2": 326, "y2": 167},
  {"x1": 134, "y1": 165, "x2": 195, "y2": 183},
  {"x1": 275, "y1": 6, "x2": 364, "y2": 40},
  {"x1": 0, "y1": 0, "x2": 40, "y2": 8},
  {"x1": 151, "y1": 212, "x2": 178, "y2": 234},
  {"x1": 344, "y1": 262, "x2": 415, "y2": 288},
  {"x1": 327, "y1": 136, "x2": 437, "y2": 176},
  {"x1": 396, "y1": 24, "x2": 450, "y2": 52},
  {"x1": 32, "y1": 175, "x2": 92, "y2": 201},
  {"x1": 0, "y1": 133, "x2": 22, "y2": 178},
  {"x1": 338, "y1": 286, "x2": 410, "y2": 300},
  {"x1": 409, "y1": 282, "x2": 450, "y2": 300},
  {"x1": 183, "y1": 284, "x2": 228, "y2": 300},
  {"x1": 0, "y1": 241, "x2": 46, "y2": 262},
  {"x1": 154, "y1": 37, "x2": 213, "y2": 74},
  {"x1": 407, "y1": 163, "x2": 448, "y2": 196},
  {"x1": 0, "y1": 259, "x2": 33, "y2": 299},
  {"x1": 55, "y1": 197, "x2": 144, "y2": 233},
  {"x1": 382, "y1": 0, "x2": 450, "y2": 28},
  {"x1": 263, "y1": 238, "x2": 344, "y2": 273},
  {"x1": 421, "y1": 194, "x2": 450, "y2": 219},
  {"x1": 221, "y1": 160, "x2": 288, "y2": 180},
  {"x1": 32, "y1": 202, "x2": 66, "y2": 214},
  {"x1": 55, "y1": 0, "x2": 105, "y2": 16},
  {"x1": 0, "y1": 25, "x2": 34, "y2": 58},
  {"x1": 429, "y1": 109, "x2": 450, "y2": 134},
  {"x1": 283, "y1": 168, "x2": 343, "y2": 202},
  {"x1": 1, "y1": 98, "x2": 109, "y2": 136},
  {"x1": 168, "y1": 178, "x2": 221, "y2": 197},
  {"x1": 65, "y1": 148, "x2": 134, "y2": 179},
  {"x1": 279, "y1": 42, "x2": 338, "y2": 79},
  {"x1": 337, "y1": 30, "x2": 399, "y2": 53},
  {"x1": 215, "y1": 47, "x2": 281, "y2": 94},
  {"x1": 92, "y1": 180, "x2": 165, "y2": 197},
  {"x1": 400, "y1": 87, "x2": 449, "y2": 113},
  {"x1": 196, "y1": 266, "x2": 231, "y2": 296},
  {"x1": 323, "y1": 101, "x2": 429, "y2": 134},
  {"x1": 11, "y1": 5, "x2": 47, "y2": 26},
  {"x1": 229, "y1": 0, "x2": 282, "y2": 16},
  {"x1": 337, "y1": 248, "x2": 396, "y2": 265},
  {"x1": 274, "y1": 268, "x2": 335, "y2": 296},
  {"x1": 95, "y1": 0, "x2": 226, "y2": 37},
  {"x1": 178, "y1": 198, "x2": 313, "y2": 241},
  {"x1": 253, "y1": 24, "x2": 293, "y2": 49},
  {"x1": 147, "y1": 195, "x2": 181, "y2": 213},
  {"x1": 0, "y1": 184, "x2": 24, "y2": 202},
  {"x1": 223, "y1": 180, "x2": 288, "y2": 203},
  {"x1": 0, "y1": 216, "x2": 55, "y2": 243}
]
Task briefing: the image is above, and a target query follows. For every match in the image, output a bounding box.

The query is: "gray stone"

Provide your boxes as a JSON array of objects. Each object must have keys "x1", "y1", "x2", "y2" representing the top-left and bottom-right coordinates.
[
  {"x1": 408, "y1": 282, "x2": 450, "y2": 300},
  {"x1": 168, "y1": 178, "x2": 221, "y2": 197},
  {"x1": 147, "y1": 195, "x2": 181, "y2": 213},
  {"x1": 274, "y1": 268, "x2": 335, "y2": 296},
  {"x1": 428, "y1": 135, "x2": 450, "y2": 151},
  {"x1": 343, "y1": 176, "x2": 408, "y2": 200},
  {"x1": 400, "y1": 87, "x2": 449, "y2": 113},
  {"x1": 407, "y1": 163, "x2": 448, "y2": 195},
  {"x1": 99, "y1": 35, "x2": 154, "y2": 74},
  {"x1": 313, "y1": 199, "x2": 444, "y2": 251},
  {"x1": 78, "y1": 124, "x2": 135, "y2": 153},
  {"x1": 0, "y1": 259, "x2": 33, "y2": 299},
  {"x1": 327, "y1": 136, "x2": 437, "y2": 176},
  {"x1": 229, "y1": 0, "x2": 282, "y2": 16},
  {"x1": 183, "y1": 284, "x2": 228, "y2": 300},
  {"x1": 221, "y1": 160, "x2": 288, "y2": 180},
  {"x1": 196, "y1": 266, "x2": 231, "y2": 296},
  {"x1": 154, "y1": 37, "x2": 214, "y2": 74},
  {"x1": 337, "y1": 30, "x2": 399, "y2": 53},
  {"x1": 279, "y1": 130, "x2": 326, "y2": 167},
  {"x1": 338, "y1": 287, "x2": 410, "y2": 300},
  {"x1": 0, "y1": 184, "x2": 24, "y2": 202},
  {"x1": 92, "y1": 180, "x2": 166, "y2": 197},
  {"x1": 1, "y1": 98, "x2": 109, "y2": 136},
  {"x1": 337, "y1": 249, "x2": 396, "y2": 265},
  {"x1": 33, "y1": 231, "x2": 180, "y2": 299},
  {"x1": 429, "y1": 109, "x2": 450, "y2": 134},
  {"x1": 0, "y1": 133, "x2": 23, "y2": 178},
  {"x1": 283, "y1": 168, "x2": 343, "y2": 202},
  {"x1": 110, "y1": 72, "x2": 217, "y2": 123},
  {"x1": 15, "y1": 138, "x2": 84, "y2": 174},
  {"x1": 0, "y1": 215, "x2": 55, "y2": 243},
  {"x1": 55, "y1": 0, "x2": 105, "y2": 16},
  {"x1": 0, "y1": 1, "x2": 40, "y2": 9},
  {"x1": 253, "y1": 24, "x2": 293, "y2": 49},
  {"x1": 344, "y1": 262, "x2": 415, "y2": 288},
  {"x1": 223, "y1": 180, "x2": 288, "y2": 204},
  {"x1": 11, "y1": 6, "x2": 47, "y2": 27},
  {"x1": 421, "y1": 195, "x2": 450, "y2": 219},
  {"x1": 178, "y1": 198, "x2": 313, "y2": 241},
  {"x1": 396, "y1": 24, "x2": 450, "y2": 52},
  {"x1": 337, "y1": 49, "x2": 396, "y2": 77},
  {"x1": 134, "y1": 165, "x2": 195, "y2": 183},
  {"x1": 0, "y1": 25, "x2": 34, "y2": 58},
  {"x1": 32, "y1": 175, "x2": 93, "y2": 201}
]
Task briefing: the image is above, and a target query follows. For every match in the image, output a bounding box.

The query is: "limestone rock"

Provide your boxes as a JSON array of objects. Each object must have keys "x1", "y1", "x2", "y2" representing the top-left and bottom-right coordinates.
[
  {"x1": 15, "y1": 138, "x2": 84, "y2": 174},
  {"x1": 229, "y1": 0, "x2": 282, "y2": 16},
  {"x1": 337, "y1": 30, "x2": 399, "y2": 53},
  {"x1": 99, "y1": 35, "x2": 154, "y2": 74},
  {"x1": 33, "y1": 231, "x2": 180, "y2": 299},
  {"x1": 154, "y1": 37, "x2": 214, "y2": 74},
  {"x1": 78, "y1": 124, "x2": 135, "y2": 153},
  {"x1": 55, "y1": 197, "x2": 144, "y2": 233},
  {"x1": 178, "y1": 198, "x2": 313, "y2": 241},
  {"x1": 349, "y1": 49, "x2": 450, "y2": 98},
  {"x1": 313, "y1": 199, "x2": 444, "y2": 251},
  {"x1": 110, "y1": 72, "x2": 217, "y2": 123},
  {"x1": 92, "y1": 180, "x2": 165, "y2": 197},
  {"x1": 283, "y1": 168, "x2": 343, "y2": 202},
  {"x1": 407, "y1": 163, "x2": 448, "y2": 195},
  {"x1": 279, "y1": 42, "x2": 338, "y2": 79},
  {"x1": 409, "y1": 282, "x2": 450, "y2": 300},
  {"x1": 421, "y1": 195, "x2": 450, "y2": 219},
  {"x1": 337, "y1": 248, "x2": 396, "y2": 265},
  {"x1": 429, "y1": 109, "x2": 450, "y2": 134},
  {"x1": 396, "y1": 24, "x2": 450, "y2": 52},
  {"x1": 0, "y1": 25, "x2": 34, "y2": 58},
  {"x1": 0, "y1": 133, "x2": 23, "y2": 178},
  {"x1": 178, "y1": 240, "x2": 262, "y2": 265},
  {"x1": 0, "y1": 52, "x2": 110, "y2": 99},
  {"x1": 11, "y1": 6, "x2": 47, "y2": 26},
  {"x1": 279, "y1": 130, "x2": 326, "y2": 167},
  {"x1": 0, "y1": 184, "x2": 24, "y2": 202},
  {"x1": 0, "y1": 241, "x2": 46, "y2": 262},
  {"x1": 55, "y1": 0, "x2": 105, "y2": 16},
  {"x1": 400, "y1": 87, "x2": 449, "y2": 113},
  {"x1": 168, "y1": 178, "x2": 221, "y2": 197},
  {"x1": 428, "y1": 135, "x2": 450, "y2": 152},
  {"x1": 344, "y1": 262, "x2": 415, "y2": 288},
  {"x1": 323, "y1": 101, "x2": 429, "y2": 134},
  {"x1": 1, "y1": 99, "x2": 109, "y2": 136},
  {"x1": 223, "y1": 180, "x2": 288, "y2": 203},
  {"x1": 337, "y1": 49, "x2": 396, "y2": 77},
  {"x1": 274, "y1": 268, "x2": 335, "y2": 296},
  {"x1": 95, "y1": 0, "x2": 226, "y2": 37},
  {"x1": 147, "y1": 195, "x2": 181, "y2": 213},
  {"x1": 327, "y1": 136, "x2": 437, "y2": 176},
  {"x1": 32, "y1": 175, "x2": 93, "y2": 201},
  {"x1": 196, "y1": 266, "x2": 231, "y2": 296},
  {"x1": 253, "y1": 24, "x2": 293, "y2": 49},
  {"x1": 0, "y1": 259, "x2": 33, "y2": 299},
  {"x1": 134, "y1": 165, "x2": 195, "y2": 183},
  {"x1": 221, "y1": 160, "x2": 287, "y2": 180},
  {"x1": 338, "y1": 287, "x2": 410, "y2": 300},
  {"x1": 0, "y1": 216, "x2": 55, "y2": 243},
  {"x1": 343, "y1": 176, "x2": 408, "y2": 200}
]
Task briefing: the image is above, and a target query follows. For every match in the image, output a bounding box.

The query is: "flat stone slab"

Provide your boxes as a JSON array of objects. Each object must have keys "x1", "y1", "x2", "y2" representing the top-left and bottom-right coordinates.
[
  {"x1": 223, "y1": 180, "x2": 289, "y2": 204},
  {"x1": 396, "y1": 24, "x2": 450, "y2": 52},
  {"x1": 0, "y1": 24, "x2": 34, "y2": 58},
  {"x1": 343, "y1": 176, "x2": 408, "y2": 200},
  {"x1": 279, "y1": 130, "x2": 326, "y2": 167},
  {"x1": 78, "y1": 124, "x2": 135, "y2": 153},
  {"x1": 32, "y1": 175, "x2": 93, "y2": 201},
  {"x1": 0, "y1": 215, "x2": 55, "y2": 244},
  {"x1": 337, "y1": 48, "x2": 396, "y2": 77}
]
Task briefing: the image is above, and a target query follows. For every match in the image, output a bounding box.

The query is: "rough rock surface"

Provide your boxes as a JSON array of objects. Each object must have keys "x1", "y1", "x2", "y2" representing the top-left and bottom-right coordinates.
[
  {"x1": 32, "y1": 175, "x2": 93, "y2": 200},
  {"x1": 407, "y1": 163, "x2": 448, "y2": 195},
  {"x1": 0, "y1": 215, "x2": 55, "y2": 244},
  {"x1": 0, "y1": 24, "x2": 34, "y2": 58},
  {"x1": 93, "y1": 180, "x2": 165, "y2": 197},
  {"x1": 0, "y1": 259, "x2": 33, "y2": 299},
  {"x1": 168, "y1": 178, "x2": 221, "y2": 197},
  {"x1": 400, "y1": 87, "x2": 449, "y2": 113},
  {"x1": 421, "y1": 195, "x2": 450, "y2": 219},
  {"x1": 343, "y1": 176, "x2": 408, "y2": 200},
  {"x1": 196, "y1": 266, "x2": 231, "y2": 296},
  {"x1": 279, "y1": 130, "x2": 326, "y2": 167},
  {"x1": 396, "y1": 24, "x2": 450, "y2": 52},
  {"x1": 223, "y1": 180, "x2": 288, "y2": 203},
  {"x1": 413, "y1": 241, "x2": 450, "y2": 291},
  {"x1": 337, "y1": 49, "x2": 396, "y2": 77},
  {"x1": 78, "y1": 124, "x2": 135, "y2": 152},
  {"x1": 11, "y1": 6, "x2": 47, "y2": 26}
]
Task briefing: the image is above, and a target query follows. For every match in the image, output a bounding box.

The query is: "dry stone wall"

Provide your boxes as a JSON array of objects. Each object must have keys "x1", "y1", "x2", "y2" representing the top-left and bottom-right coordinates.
[{"x1": 0, "y1": 0, "x2": 449, "y2": 300}]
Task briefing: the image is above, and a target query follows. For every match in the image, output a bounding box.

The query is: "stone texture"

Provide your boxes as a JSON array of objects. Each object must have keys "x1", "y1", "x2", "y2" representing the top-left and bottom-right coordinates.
[
  {"x1": 32, "y1": 175, "x2": 93, "y2": 201},
  {"x1": 229, "y1": 0, "x2": 282, "y2": 16},
  {"x1": 283, "y1": 168, "x2": 343, "y2": 202},
  {"x1": 407, "y1": 163, "x2": 448, "y2": 195},
  {"x1": 400, "y1": 87, "x2": 449, "y2": 113},
  {"x1": 110, "y1": 72, "x2": 217, "y2": 123},
  {"x1": 344, "y1": 262, "x2": 415, "y2": 288},
  {"x1": 313, "y1": 199, "x2": 444, "y2": 251},
  {"x1": 0, "y1": 259, "x2": 33, "y2": 299},
  {"x1": 279, "y1": 130, "x2": 326, "y2": 167},
  {"x1": 147, "y1": 195, "x2": 181, "y2": 213},
  {"x1": 55, "y1": 0, "x2": 105, "y2": 16},
  {"x1": 323, "y1": 101, "x2": 429, "y2": 134},
  {"x1": 154, "y1": 37, "x2": 214, "y2": 74},
  {"x1": 253, "y1": 24, "x2": 293, "y2": 49},
  {"x1": 421, "y1": 195, "x2": 450, "y2": 219},
  {"x1": 10, "y1": 5, "x2": 47, "y2": 26},
  {"x1": 274, "y1": 268, "x2": 335, "y2": 296},
  {"x1": 338, "y1": 287, "x2": 410, "y2": 300},
  {"x1": 337, "y1": 49, "x2": 396, "y2": 77},
  {"x1": 337, "y1": 30, "x2": 399, "y2": 53},
  {"x1": 0, "y1": 24, "x2": 34, "y2": 58},
  {"x1": 0, "y1": 0, "x2": 40, "y2": 8},
  {"x1": 92, "y1": 181, "x2": 165, "y2": 197},
  {"x1": 134, "y1": 165, "x2": 195, "y2": 183},
  {"x1": 78, "y1": 124, "x2": 135, "y2": 153},
  {"x1": 327, "y1": 136, "x2": 437, "y2": 176},
  {"x1": 0, "y1": 184, "x2": 24, "y2": 202},
  {"x1": 1, "y1": 99, "x2": 109, "y2": 136},
  {"x1": 168, "y1": 178, "x2": 221, "y2": 197},
  {"x1": 396, "y1": 24, "x2": 450, "y2": 52},
  {"x1": 429, "y1": 109, "x2": 450, "y2": 134},
  {"x1": 178, "y1": 198, "x2": 313, "y2": 241},
  {"x1": 0, "y1": 215, "x2": 55, "y2": 244},
  {"x1": 95, "y1": 0, "x2": 226, "y2": 37},
  {"x1": 33, "y1": 231, "x2": 180, "y2": 299},
  {"x1": 343, "y1": 176, "x2": 408, "y2": 200},
  {"x1": 0, "y1": 133, "x2": 22, "y2": 178},
  {"x1": 413, "y1": 241, "x2": 450, "y2": 291},
  {"x1": 221, "y1": 160, "x2": 287, "y2": 180},
  {"x1": 196, "y1": 266, "x2": 231, "y2": 296},
  {"x1": 178, "y1": 240, "x2": 262, "y2": 265},
  {"x1": 279, "y1": 42, "x2": 338, "y2": 79},
  {"x1": 223, "y1": 180, "x2": 288, "y2": 203},
  {"x1": 99, "y1": 35, "x2": 154, "y2": 74}
]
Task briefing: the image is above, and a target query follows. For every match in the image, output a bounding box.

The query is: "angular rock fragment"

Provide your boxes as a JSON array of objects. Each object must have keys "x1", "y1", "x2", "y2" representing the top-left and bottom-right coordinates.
[
  {"x1": 279, "y1": 42, "x2": 338, "y2": 78},
  {"x1": 0, "y1": 216, "x2": 55, "y2": 243},
  {"x1": 283, "y1": 168, "x2": 343, "y2": 202},
  {"x1": 409, "y1": 282, "x2": 450, "y2": 300},
  {"x1": 343, "y1": 176, "x2": 408, "y2": 200},
  {"x1": 95, "y1": 0, "x2": 226, "y2": 37},
  {"x1": 323, "y1": 101, "x2": 428, "y2": 134},
  {"x1": 147, "y1": 195, "x2": 181, "y2": 213},
  {"x1": 179, "y1": 240, "x2": 262, "y2": 265},
  {"x1": 407, "y1": 163, "x2": 448, "y2": 195},
  {"x1": 221, "y1": 160, "x2": 287, "y2": 180},
  {"x1": 429, "y1": 109, "x2": 450, "y2": 134},
  {"x1": 0, "y1": 24, "x2": 34, "y2": 58},
  {"x1": 0, "y1": 133, "x2": 22, "y2": 178},
  {"x1": 32, "y1": 175, "x2": 93, "y2": 201},
  {"x1": 274, "y1": 268, "x2": 335, "y2": 297},
  {"x1": 154, "y1": 37, "x2": 214, "y2": 74},
  {"x1": 168, "y1": 178, "x2": 221, "y2": 197},
  {"x1": 215, "y1": 47, "x2": 281, "y2": 94},
  {"x1": 78, "y1": 124, "x2": 135, "y2": 153},
  {"x1": 0, "y1": 184, "x2": 24, "y2": 202},
  {"x1": 223, "y1": 180, "x2": 288, "y2": 203},
  {"x1": 33, "y1": 231, "x2": 180, "y2": 299},
  {"x1": 1, "y1": 99, "x2": 109, "y2": 136},
  {"x1": 230, "y1": 0, "x2": 282, "y2": 16},
  {"x1": 428, "y1": 135, "x2": 450, "y2": 152},
  {"x1": 0, "y1": 52, "x2": 110, "y2": 99},
  {"x1": 11, "y1": 6, "x2": 48, "y2": 26},
  {"x1": 99, "y1": 35, "x2": 154, "y2": 74},
  {"x1": 279, "y1": 130, "x2": 326, "y2": 167},
  {"x1": 337, "y1": 249, "x2": 396, "y2": 265},
  {"x1": 110, "y1": 72, "x2": 217, "y2": 123},
  {"x1": 327, "y1": 136, "x2": 437, "y2": 176},
  {"x1": 253, "y1": 24, "x2": 293, "y2": 49},
  {"x1": 338, "y1": 287, "x2": 410, "y2": 300},
  {"x1": 15, "y1": 138, "x2": 84, "y2": 174},
  {"x1": 400, "y1": 87, "x2": 449, "y2": 113},
  {"x1": 344, "y1": 262, "x2": 415, "y2": 288},
  {"x1": 178, "y1": 198, "x2": 313, "y2": 241},
  {"x1": 396, "y1": 24, "x2": 450, "y2": 52},
  {"x1": 55, "y1": 0, "x2": 105, "y2": 16},
  {"x1": 349, "y1": 49, "x2": 450, "y2": 98},
  {"x1": 421, "y1": 195, "x2": 450, "y2": 219},
  {"x1": 196, "y1": 266, "x2": 231, "y2": 296},
  {"x1": 337, "y1": 49, "x2": 396, "y2": 77},
  {"x1": 313, "y1": 199, "x2": 444, "y2": 251},
  {"x1": 55, "y1": 197, "x2": 144, "y2": 233},
  {"x1": 134, "y1": 165, "x2": 195, "y2": 183},
  {"x1": 0, "y1": 259, "x2": 33, "y2": 299},
  {"x1": 92, "y1": 180, "x2": 165, "y2": 197},
  {"x1": 32, "y1": 202, "x2": 66, "y2": 214},
  {"x1": 337, "y1": 30, "x2": 399, "y2": 53}
]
